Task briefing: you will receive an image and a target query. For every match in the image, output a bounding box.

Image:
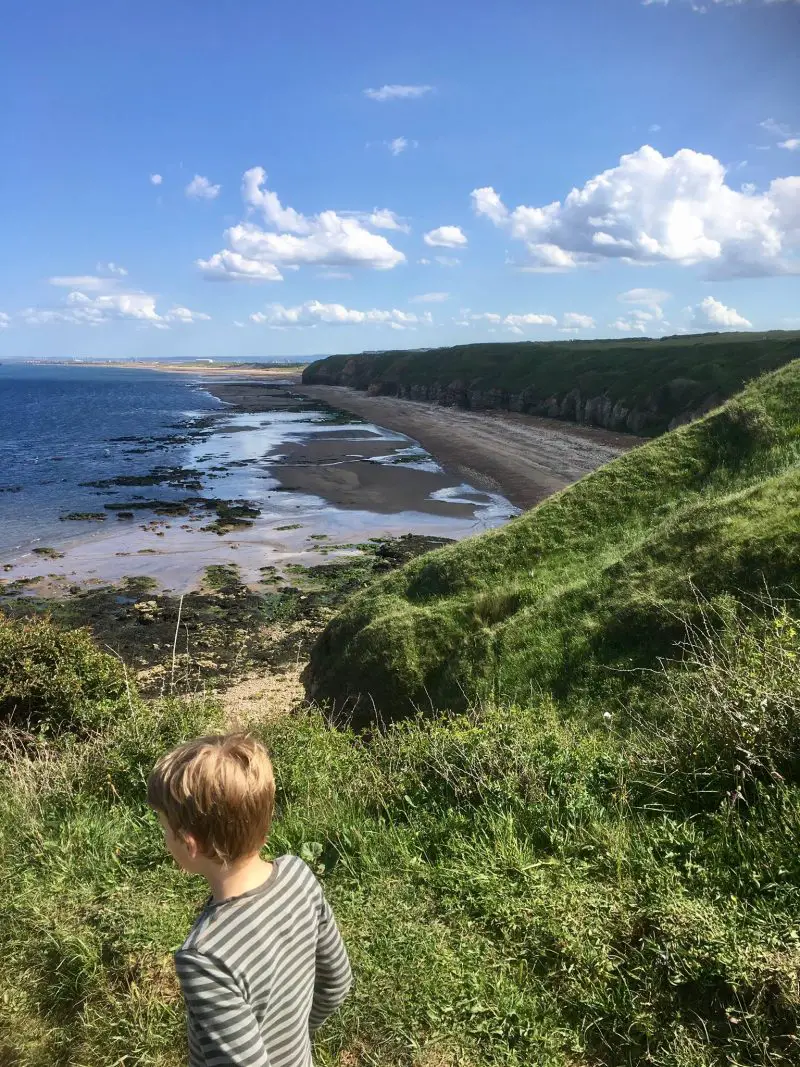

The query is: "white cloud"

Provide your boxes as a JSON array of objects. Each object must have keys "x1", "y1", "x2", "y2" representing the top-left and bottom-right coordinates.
[
  {"x1": 561, "y1": 312, "x2": 595, "y2": 329},
  {"x1": 649, "y1": 124, "x2": 662, "y2": 133},
  {"x1": 49, "y1": 274, "x2": 116, "y2": 291},
  {"x1": 364, "y1": 84, "x2": 433, "y2": 102},
  {"x1": 424, "y1": 225, "x2": 468, "y2": 248},
  {"x1": 360, "y1": 208, "x2": 409, "y2": 232},
  {"x1": 387, "y1": 137, "x2": 409, "y2": 156},
  {"x1": 250, "y1": 300, "x2": 430, "y2": 329},
  {"x1": 164, "y1": 306, "x2": 211, "y2": 323},
  {"x1": 691, "y1": 296, "x2": 752, "y2": 329},
  {"x1": 761, "y1": 118, "x2": 793, "y2": 139},
  {"x1": 24, "y1": 276, "x2": 209, "y2": 327},
  {"x1": 186, "y1": 174, "x2": 221, "y2": 200},
  {"x1": 150, "y1": 173, "x2": 163, "y2": 185},
  {"x1": 0, "y1": 312, "x2": 9, "y2": 328},
  {"x1": 619, "y1": 287, "x2": 671, "y2": 307},
  {"x1": 97, "y1": 261, "x2": 127, "y2": 276},
  {"x1": 462, "y1": 310, "x2": 557, "y2": 331},
  {"x1": 614, "y1": 288, "x2": 670, "y2": 331},
  {"x1": 410, "y1": 292, "x2": 450, "y2": 303},
  {"x1": 434, "y1": 255, "x2": 461, "y2": 267},
  {"x1": 472, "y1": 145, "x2": 800, "y2": 278},
  {"x1": 780, "y1": 139, "x2": 800, "y2": 151},
  {"x1": 198, "y1": 167, "x2": 405, "y2": 281}
]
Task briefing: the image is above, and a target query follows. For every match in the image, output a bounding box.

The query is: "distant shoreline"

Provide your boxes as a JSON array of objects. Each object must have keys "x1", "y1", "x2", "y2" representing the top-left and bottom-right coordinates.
[{"x1": 28, "y1": 360, "x2": 307, "y2": 379}]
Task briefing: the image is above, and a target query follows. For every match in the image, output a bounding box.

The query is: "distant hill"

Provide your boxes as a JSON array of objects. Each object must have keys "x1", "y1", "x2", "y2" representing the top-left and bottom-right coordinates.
[
  {"x1": 306, "y1": 359, "x2": 800, "y2": 723},
  {"x1": 303, "y1": 331, "x2": 800, "y2": 436}
]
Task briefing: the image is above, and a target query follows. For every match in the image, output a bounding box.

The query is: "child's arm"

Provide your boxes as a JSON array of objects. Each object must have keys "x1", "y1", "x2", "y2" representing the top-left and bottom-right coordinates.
[
  {"x1": 309, "y1": 892, "x2": 352, "y2": 1034},
  {"x1": 175, "y1": 950, "x2": 269, "y2": 1067}
]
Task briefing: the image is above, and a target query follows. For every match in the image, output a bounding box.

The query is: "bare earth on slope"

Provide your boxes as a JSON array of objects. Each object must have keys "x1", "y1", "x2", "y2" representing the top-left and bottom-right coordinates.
[{"x1": 297, "y1": 385, "x2": 644, "y2": 509}]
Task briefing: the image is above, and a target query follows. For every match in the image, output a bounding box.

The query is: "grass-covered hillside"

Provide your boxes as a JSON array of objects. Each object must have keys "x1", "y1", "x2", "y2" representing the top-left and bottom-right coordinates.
[
  {"x1": 3, "y1": 596, "x2": 800, "y2": 1066},
  {"x1": 307, "y1": 360, "x2": 800, "y2": 723},
  {"x1": 303, "y1": 331, "x2": 800, "y2": 435}
]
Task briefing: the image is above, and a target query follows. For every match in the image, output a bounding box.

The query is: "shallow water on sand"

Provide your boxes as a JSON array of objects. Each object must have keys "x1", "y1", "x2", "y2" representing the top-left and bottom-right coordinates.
[{"x1": 1, "y1": 367, "x2": 519, "y2": 593}]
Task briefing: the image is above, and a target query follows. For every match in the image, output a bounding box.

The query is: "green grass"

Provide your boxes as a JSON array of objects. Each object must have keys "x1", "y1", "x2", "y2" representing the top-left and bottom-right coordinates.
[
  {"x1": 304, "y1": 330, "x2": 800, "y2": 435},
  {"x1": 1, "y1": 602, "x2": 799, "y2": 1066},
  {"x1": 306, "y1": 361, "x2": 800, "y2": 722}
]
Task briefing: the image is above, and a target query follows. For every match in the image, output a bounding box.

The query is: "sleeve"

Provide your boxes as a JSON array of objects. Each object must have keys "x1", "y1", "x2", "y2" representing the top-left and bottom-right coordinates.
[
  {"x1": 308, "y1": 890, "x2": 353, "y2": 1034},
  {"x1": 175, "y1": 950, "x2": 270, "y2": 1067}
]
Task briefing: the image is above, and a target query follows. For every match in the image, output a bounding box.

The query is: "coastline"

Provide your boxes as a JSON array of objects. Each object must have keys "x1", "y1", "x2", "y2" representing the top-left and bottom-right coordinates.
[
  {"x1": 35, "y1": 360, "x2": 307, "y2": 378},
  {"x1": 292, "y1": 383, "x2": 642, "y2": 510}
]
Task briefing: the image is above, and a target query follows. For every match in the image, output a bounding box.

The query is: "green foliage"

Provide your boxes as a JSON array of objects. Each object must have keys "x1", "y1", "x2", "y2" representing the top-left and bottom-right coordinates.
[
  {"x1": 307, "y1": 361, "x2": 800, "y2": 722},
  {"x1": 1, "y1": 605, "x2": 799, "y2": 1065},
  {"x1": 304, "y1": 330, "x2": 800, "y2": 435},
  {"x1": 0, "y1": 614, "x2": 130, "y2": 731}
]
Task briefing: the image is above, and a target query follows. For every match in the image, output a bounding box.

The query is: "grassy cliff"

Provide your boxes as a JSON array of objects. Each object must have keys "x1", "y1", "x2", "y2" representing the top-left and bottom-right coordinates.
[
  {"x1": 306, "y1": 360, "x2": 800, "y2": 723},
  {"x1": 303, "y1": 331, "x2": 800, "y2": 435}
]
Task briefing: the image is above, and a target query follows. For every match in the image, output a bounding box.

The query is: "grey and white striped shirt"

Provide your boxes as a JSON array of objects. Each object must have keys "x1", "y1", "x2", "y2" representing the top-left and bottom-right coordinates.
[{"x1": 174, "y1": 855, "x2": 352, "y2": 1067}]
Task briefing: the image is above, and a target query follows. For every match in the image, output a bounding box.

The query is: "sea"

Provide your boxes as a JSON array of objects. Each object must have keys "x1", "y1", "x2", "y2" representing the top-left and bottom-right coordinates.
[
  {"x1": 0, "y1": 363, "x2": 222, "y2": 555},
  {"x1": 0, "y1": 363, "x2": 518, "y2": 590}
]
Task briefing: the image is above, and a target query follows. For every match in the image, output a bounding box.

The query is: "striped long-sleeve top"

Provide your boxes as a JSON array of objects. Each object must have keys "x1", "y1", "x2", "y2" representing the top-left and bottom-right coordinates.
[{"x1": 174, "y1": 855, "x2": 352, "y2": 1067}]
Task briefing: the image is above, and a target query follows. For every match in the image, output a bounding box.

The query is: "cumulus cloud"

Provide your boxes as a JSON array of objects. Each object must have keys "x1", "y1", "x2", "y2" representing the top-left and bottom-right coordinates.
[
  {"x1": 163, "y1": 306, "x2": 212, "y2": 323},
  {"x1": 461, "y1": 310, "x2": 557, "y2": 332},
  {"x1": 613, "y1": 287, "x2": 671, "y2": 332},
  {"x1": 186, "y1": 174, "x2": 221, "y2": 200},
  {"x1": 691, "y1": 296, "x2": 752, "y2": 329},
  {"x1": 780, "y1": 139, "x2": 800, "y2": 151},
  {"x1": 0, "y1": 312, "x2": 9, "y2": 328},
  {"x1": 561, "y1": 312, "x2": 595, "y2": 329},
  {"x1": 472, "y1": 145, "x2": 800, "y2": 278},
  {"x1": 387, "y1": 137, "x2": 409, "y2": 156},
  {"x1": 22, "y1": 276, "x2": 209, "y2": 327},
  {"x1": 410, "y1": 292, "x2": 450, "y2": 303},
  {"x1": 97, "y1": 262, "x2": 127, "y2": 276},
  {"x1": 424, "y1": 226, "x2": 468, "y2": 248},
  {"x1": 364, "y1": 84, "x2": 433, "y2": 102},
  {"x1": 150, "y1": 173, "x2": 163, "y2": 185},
  {"x1": 198, "y1": 167, "x2": 405, "y2": 281},
  {"x1": 250, "y1": 300, "x2": 430, "y2": 329}
]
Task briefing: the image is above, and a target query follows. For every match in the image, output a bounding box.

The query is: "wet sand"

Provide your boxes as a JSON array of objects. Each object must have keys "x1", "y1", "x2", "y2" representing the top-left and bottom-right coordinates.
[{"x1": 288, "y1": 385, "x2": 643, "y2": 510}]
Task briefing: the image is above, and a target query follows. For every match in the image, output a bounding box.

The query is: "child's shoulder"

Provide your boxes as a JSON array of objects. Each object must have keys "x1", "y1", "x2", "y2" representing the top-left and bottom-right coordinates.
[{"x1": 178, "y1": 855, "x2": 321, "y2": 954}]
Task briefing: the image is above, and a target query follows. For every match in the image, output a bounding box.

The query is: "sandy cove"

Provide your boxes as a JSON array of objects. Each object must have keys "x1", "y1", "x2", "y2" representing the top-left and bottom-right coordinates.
[{"x1": 212, "y1": 380, "x2": 644, "y2": 511}]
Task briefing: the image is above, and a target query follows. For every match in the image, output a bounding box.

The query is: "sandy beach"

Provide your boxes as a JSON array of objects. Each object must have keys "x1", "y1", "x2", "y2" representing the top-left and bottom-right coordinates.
[
  {"x1": 43, "y1": 360, "x2": 306, "y2": 378},
  {"x1": 290, "y1": 385, "x2": 642, "y2": 510}
]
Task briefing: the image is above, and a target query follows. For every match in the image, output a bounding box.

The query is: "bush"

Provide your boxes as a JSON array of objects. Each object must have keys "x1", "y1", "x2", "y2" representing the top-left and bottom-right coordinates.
[
  {"x1": 634, "y1": 595, "x2": 800, "y2": 809},
  {"x1": 0, "y1": 614, "x2": 130, "y2": 732}
]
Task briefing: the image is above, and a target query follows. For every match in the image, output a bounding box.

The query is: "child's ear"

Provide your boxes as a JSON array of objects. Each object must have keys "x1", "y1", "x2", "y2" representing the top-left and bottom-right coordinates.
[{"x1": 182, "y1": 832, "x2": 201, "y2": 860}]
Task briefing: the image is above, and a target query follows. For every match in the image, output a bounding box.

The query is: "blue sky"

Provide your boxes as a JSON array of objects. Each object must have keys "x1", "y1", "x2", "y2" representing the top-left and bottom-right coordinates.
[{"x1": 1, "y1": 0, "x2": 798, "y2": 360}]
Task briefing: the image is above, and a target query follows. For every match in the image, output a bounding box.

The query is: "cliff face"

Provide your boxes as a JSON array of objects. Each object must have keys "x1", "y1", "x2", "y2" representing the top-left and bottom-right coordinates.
[
  {"x1": 304, "y1": 334, "x2": 800, "y2": 437},
  {"x1": 363, "y1": 378, "x2": 722, "y2": 435},
  {"x1": 307, "y1": 358, "x2": 721, "y2": 435}
]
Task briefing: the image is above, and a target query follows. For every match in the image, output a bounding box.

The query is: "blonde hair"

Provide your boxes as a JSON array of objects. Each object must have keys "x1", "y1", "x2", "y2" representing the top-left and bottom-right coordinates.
[{"x1": 147, "y1": 733, "x2": 275, "y2": 865}]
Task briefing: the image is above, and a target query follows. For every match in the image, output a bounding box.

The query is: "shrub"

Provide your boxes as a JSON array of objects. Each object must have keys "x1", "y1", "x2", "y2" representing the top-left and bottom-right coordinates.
[
  {"x1": 635, "y1": 596, "x2": 800, "y2": 809},
  {"x1": 0, "y1": 614, "x2": 130, "y2": 732}
]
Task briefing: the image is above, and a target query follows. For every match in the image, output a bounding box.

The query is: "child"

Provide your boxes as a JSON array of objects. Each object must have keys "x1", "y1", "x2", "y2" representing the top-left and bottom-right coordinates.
[{"x1": 147, "y1": 733, "x2": 352, "y2": 1067}]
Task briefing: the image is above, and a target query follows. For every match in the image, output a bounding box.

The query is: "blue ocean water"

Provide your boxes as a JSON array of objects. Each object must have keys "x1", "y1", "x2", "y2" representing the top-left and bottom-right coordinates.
[{"x1": 0, "y1": 364, "x2": 220, "y2": 555}]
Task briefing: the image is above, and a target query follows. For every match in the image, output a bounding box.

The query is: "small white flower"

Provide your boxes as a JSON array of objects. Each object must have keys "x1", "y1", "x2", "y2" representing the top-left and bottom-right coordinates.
[{"x1": 603, "y1": 711, "x2": 612, "y2": 723}]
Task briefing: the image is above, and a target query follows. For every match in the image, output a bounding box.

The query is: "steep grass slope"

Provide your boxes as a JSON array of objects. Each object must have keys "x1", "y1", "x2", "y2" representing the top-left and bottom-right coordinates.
[
  {"x1": 306, "y1": 361, "x2": 800, "y2": 723},
  {"x1": 303, "y1": 331, "x2": 800, "y2": 435}
]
